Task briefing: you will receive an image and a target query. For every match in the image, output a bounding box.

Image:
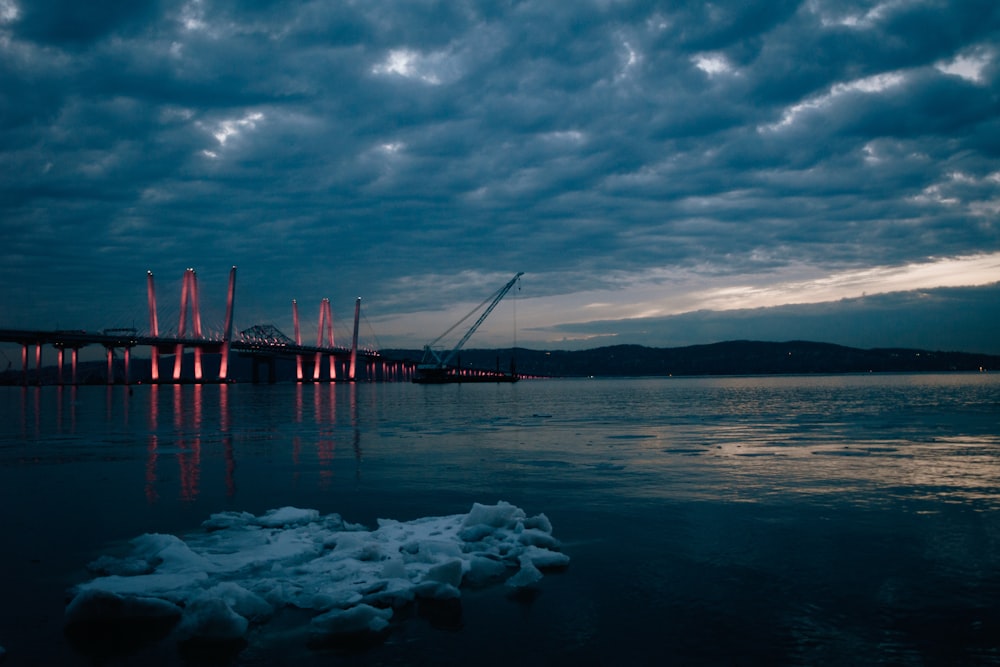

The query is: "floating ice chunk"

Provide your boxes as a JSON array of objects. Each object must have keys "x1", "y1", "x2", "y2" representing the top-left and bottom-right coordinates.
[
  {"x1": 132, "y1": 533, "x2": 217, "y2": 573},
  {"x1": 198, "y1": 582, "x2": 272, "y2": 622},
  {"x1": 88, "y1": 553, "x2": 155, "y2": 577},
  {"x1": 76, "y1": 572, "x2": 210, "y2": 603},
  {"x1": 424, "y1": 559, "x2": 463, "y2": 587},
  {"x1": 256, "y1": 507, "x2": 320, "y2": 528},
  {"x1": 463, "y1": 501, "x2": 525, "y2": 529},
  {"x1": 311, "y1": 603, "x2": 392, "y2": 636},
  {"x1": 505, "y1": 556, "x2": 543, "y2": 589},
  {"x1": 202, "y1": 511, "x2": 256, "y2": 531},
  {"x1": 413, "y1": 580, "x2": 461, "y2": 599},
  {"x1": 465, "y1": 555, "x2": 509, "y2": 585},
  {"x1": 67, "y1": 502, "x2": 568, "y2": 652},
  {"x1": 301, "y1": 588, "x2": 363, "y2": 612},
  {"x1": 524, "y1": 513, "x2": 552, "y2": 533},
  {"x1": 521, "y1": 545, "x2": 571, "y2": 569},
  {"x1": 175, "y1": 597, "x2": 248, "y2": 642},
  {"x1": 518, "y1": 527, "x2": 561, "y2": 549},
  {"x1": 381, "y1": 556, "x2": 407, "y2": 579}
]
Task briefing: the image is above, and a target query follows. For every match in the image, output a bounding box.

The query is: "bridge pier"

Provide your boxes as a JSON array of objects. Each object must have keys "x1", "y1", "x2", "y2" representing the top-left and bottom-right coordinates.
[
  {"x1": 103, "y1": 345, "x2": 132, "y2": 385},
  {"x1": 52, "y1": 344, "x2": 82, "y2": 385},
  {"x1": 20, "y1": 343, "x2": 28, "y2": 386},
  {"x1": 19, "y1": 342, "x2": 45, "y2": 385}
]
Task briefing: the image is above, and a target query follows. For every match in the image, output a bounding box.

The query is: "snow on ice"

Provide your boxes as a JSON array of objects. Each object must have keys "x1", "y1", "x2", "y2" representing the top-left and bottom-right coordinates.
[{"x1": 65, "y1": 501, "x2": 568, "y2": 648}]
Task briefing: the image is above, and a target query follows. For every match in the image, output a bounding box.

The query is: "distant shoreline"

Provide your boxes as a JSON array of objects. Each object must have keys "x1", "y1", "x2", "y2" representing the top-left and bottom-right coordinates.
[
  {"x1": 385, "y1": 340, "x2": 999, "y2": 378},
  {"x1": 2, "y1": 340, "x2": 997, "y2": 385}
]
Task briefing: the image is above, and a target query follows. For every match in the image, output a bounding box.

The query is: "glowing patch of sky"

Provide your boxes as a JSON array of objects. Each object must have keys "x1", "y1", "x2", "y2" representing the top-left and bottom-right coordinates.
[
  {"x1": 692, "y1": 53, "x2": 732, "y2": 76},
  {"x1": 0, "y1": 0, "x2": 18, "y2": 23},
  {"x1": 690, "y1": 253, "x2": 1000, "y2": 313},
  {"x1": 482, "y1": 253, "x2": 1000, "y2": 344},
  {"x1": 180, "y1": 0, "x2": 207, "y2": 32},
  {"x1": 763, "y1": 71, "x2": 906, "y2": 131},
  {"x1": 372, "y1": 48, "x2": 460, "y2": 85},
  {"x1": 615, "y1": 39, "x2": 639, "y2": 80},
  {"x1": 196, "y1": 112, "x2": 264, "y2": 159},
  {"x1": 935, "y1": 48, "x2": 994, "y2": 84},
  {"x1": 826, "y1": 0, "x2": 910, "y2": 28},
  {"x1": 541, "y1": 130, "x2": 585, "y2": 144}
]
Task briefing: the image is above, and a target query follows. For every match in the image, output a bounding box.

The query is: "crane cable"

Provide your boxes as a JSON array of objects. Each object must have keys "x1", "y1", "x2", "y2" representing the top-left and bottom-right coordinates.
[
  {"x1": 512, "y1": 275, "x2": 519, "y2": 351},
  {"x1": 425, "y1": 286, "x2": 503, "y2": 350}
]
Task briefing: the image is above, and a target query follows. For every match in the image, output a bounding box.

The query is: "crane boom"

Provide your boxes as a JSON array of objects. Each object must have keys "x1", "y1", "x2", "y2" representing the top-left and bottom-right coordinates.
[{"x1": 419, "y1": 272, "x2": 523, "y2": 371}]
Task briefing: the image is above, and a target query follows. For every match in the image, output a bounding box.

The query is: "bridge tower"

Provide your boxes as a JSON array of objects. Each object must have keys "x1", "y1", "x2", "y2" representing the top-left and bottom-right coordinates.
[
  {"x1": 218, "y1": 266, "x2": 237, "y2": 381},
  {"x1": 293, "y1": 299, "x2": 303, "y2": 381},
  {"x1": 313, "y1": 299, "x2": 335, "y2": 381},
  {"x1": 147, "y1": 271, "x2": 160, "y2": 381},
  {"x1": 349, "y1": 297, "x2": 361, "y2": 381},
  {"x1": 173, "y1": 268, "x2": 204, "y2": 381}
]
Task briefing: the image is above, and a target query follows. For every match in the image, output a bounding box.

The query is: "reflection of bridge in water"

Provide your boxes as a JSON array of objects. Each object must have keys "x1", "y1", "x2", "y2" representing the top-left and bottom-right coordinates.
[
  {"x1": 0, "y1": 267, "x2": 416, "y2": 385},
  {"x1": 13, "y1": 383, "x2": 364, "y2": 504}
]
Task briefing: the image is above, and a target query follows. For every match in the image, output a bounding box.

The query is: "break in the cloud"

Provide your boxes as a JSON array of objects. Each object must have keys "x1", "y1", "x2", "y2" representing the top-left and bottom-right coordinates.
[{"x1": 0, "y1": 0, "x2": 997, "y2": 353}]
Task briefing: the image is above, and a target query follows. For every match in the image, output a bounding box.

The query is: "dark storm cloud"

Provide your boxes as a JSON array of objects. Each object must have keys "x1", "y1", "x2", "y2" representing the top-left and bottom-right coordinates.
[
  {"x1": 15, "y1": 0, "x2": 162, "y2": 46},
  {"x1": 1, "y1": 0, "x2": 998, "y2": 350}
]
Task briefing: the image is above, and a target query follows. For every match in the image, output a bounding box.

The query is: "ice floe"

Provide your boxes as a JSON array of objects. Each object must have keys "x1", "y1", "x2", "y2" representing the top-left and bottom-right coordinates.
[{"x1": 65, "y1": 501, "x2": 568, "y2": 650}]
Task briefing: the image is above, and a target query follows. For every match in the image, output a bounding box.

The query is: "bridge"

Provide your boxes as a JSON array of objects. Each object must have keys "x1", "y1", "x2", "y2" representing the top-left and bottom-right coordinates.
[{"x1": 0, "y1": 267, "x2": 416, "y2": 385}]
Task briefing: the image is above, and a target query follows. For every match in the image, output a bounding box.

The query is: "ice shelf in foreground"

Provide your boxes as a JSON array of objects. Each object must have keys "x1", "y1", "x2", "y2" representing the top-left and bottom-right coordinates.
[{"x1": 65, "y1": 501, "x2": 569, "y2": 646}]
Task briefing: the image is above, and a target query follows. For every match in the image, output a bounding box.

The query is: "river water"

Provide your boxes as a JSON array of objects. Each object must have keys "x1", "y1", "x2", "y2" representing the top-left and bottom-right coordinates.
[{"x1": 2, "y1": 374, "x2": 999, "y2": 665}]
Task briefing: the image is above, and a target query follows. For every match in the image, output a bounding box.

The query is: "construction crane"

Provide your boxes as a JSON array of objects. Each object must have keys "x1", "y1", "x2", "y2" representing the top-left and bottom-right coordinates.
[{"x1": 414, "y1": 272, "x2": 523, "y2": 383}]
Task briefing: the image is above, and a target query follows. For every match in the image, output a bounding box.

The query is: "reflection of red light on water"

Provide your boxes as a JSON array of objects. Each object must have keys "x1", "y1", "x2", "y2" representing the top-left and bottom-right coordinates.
[
  {"x1": 317, "y1": 438, "x2": 334, "y2": 487},
  {"x1": 192, "y1": 384, "x2": 202, "y2": 429},
  {"x1": 295, "y1": 384, "x2": 303, "y2": 423},
  {"x1": 178, "y1": 436, "x2": 201, "y2": 502},
  {"x1": 313, "y1": 385, "x2": 337, "y2": 486},
  {"x1": 224, "y1": 433, "x2": 235, "y2": 497},
  {"x1": 146, "y1": 434, "x2": 159, "y2": 504},
  {"x1": 146, "y1": 385, "x2": 159, "y2": 503},
  {"x1": 144, "y1": 384, "x2": 228, "y2": 503}
]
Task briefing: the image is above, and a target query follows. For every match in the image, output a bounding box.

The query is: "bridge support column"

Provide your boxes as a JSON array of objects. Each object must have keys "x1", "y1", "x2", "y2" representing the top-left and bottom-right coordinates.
[
  {"x1": 124, "y1": 346, "x2": 131, "y2": 385},
  {"x1": 190, "y1": 271, "x2": 203, "y2": 382},
  {"x1": 71, "y1": 348, "x2": 78, "y2": 385},
  {"x1": 293, "y1": 300, "x2": 303, "y2": 381},
  {"x1": 349, "y1": 297, "x2": 360, "y2": 381},
  {"x1": 34, "y1": 343, "x2": 42, "y2": 385},
  {"x1": 173, "y1": 347, "x2": 185, "y2": 381},
  {"x1": 151, "y1": 347, "x2": 160, "y2": 382},
  {"x1": 106, "y1": 347, "x2": 114, "y2": 385},
  {"x1": 193, "y1": 347, "x2": 203, "y2": 381},
  {"x1": 218, "y1": 266, "x2": 237, "y2": 382},
  {"x1": 21, "y1": 343, "x2": 28, "y2": 386},
  {"x1": 147, "y1": 271, "x2": 160, "y2": 382},
  {"x1": 56, "y1": 347, "x2": 65, "y2": 385}
]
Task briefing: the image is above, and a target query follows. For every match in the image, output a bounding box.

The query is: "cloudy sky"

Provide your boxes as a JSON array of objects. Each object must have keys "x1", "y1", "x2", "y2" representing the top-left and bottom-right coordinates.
[{"x1": 2, "y1": 0, "x2": 999, "y2": 356}]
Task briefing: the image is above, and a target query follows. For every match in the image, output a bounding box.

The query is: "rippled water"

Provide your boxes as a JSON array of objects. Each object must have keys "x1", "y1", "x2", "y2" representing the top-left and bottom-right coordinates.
[{"x1": 2, "y1": 374, "x2": 999, "y2": 665}]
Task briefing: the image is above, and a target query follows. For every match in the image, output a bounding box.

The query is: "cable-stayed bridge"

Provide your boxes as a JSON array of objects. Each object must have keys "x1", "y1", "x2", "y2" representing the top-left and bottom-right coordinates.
[{"x1": 0, "y1": 267, "x2": 416, "y2": 385}]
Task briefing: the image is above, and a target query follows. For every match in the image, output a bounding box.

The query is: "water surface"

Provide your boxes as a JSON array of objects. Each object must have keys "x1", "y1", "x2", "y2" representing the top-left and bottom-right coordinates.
[{"x1": 2, "y1": 374, "x2": 999, "y2": 665}]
